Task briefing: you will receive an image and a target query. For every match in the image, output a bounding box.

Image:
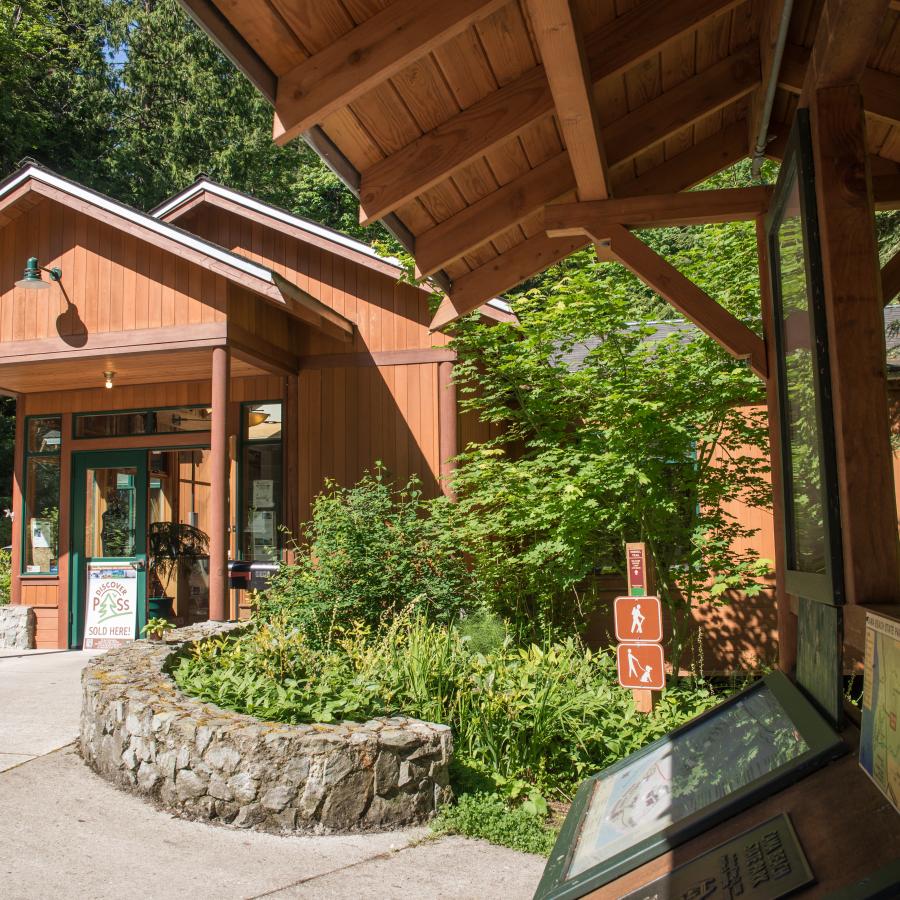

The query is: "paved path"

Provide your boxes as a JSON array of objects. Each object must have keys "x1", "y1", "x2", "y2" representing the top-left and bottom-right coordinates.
[{"x1": 0, "y1": 649, "x2": 545, "y2": 899}]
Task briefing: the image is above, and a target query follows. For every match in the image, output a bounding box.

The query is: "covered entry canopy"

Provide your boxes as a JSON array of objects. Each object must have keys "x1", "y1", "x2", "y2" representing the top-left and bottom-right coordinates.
[{"x1": 179, "y1": 0, "x2": 900, "y2": 324}]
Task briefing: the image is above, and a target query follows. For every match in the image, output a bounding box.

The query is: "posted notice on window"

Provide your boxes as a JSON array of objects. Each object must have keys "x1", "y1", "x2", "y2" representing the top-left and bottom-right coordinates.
[{"x1": 83, "y1": 563, "x2": 138, "y2": 650}]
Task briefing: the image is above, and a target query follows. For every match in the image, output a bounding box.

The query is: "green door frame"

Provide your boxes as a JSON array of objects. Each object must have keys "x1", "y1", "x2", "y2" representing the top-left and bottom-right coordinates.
[{"x1": 69, "y1": 449, "x2": 149, "y2": 649}]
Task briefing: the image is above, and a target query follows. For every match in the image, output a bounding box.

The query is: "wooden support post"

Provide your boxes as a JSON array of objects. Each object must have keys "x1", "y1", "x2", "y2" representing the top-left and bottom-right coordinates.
[
  {"x1": 810, "y1": 84, "x2": 900, "y2": 605},
  {"x1": 283, "y1": 374, "x2": 300, "y2": 560},
  {"x1": 438, "y1": 360, "x2": 458, "y2": 499},
  {"x1": 756, "y1": 216, "x2": 797, "y2": 673},
  {"x1": 209, "y1": 346, "x2": 230, "y2": 621}
]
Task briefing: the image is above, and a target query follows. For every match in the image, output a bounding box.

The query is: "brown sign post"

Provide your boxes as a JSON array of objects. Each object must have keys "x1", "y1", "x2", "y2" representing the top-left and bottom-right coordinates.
[{"x1": 618, "y1": 542, "x2": 663, "y2": 712}]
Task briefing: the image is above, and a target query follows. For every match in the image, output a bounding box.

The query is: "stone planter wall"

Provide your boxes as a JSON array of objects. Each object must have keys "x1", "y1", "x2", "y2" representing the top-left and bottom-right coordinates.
[
  {"x1": 80, "y1": 622, "x2": 452, "y2": 834},
  {"x1": 0, "y1": 605, "x2": 36, "y2": 649}
]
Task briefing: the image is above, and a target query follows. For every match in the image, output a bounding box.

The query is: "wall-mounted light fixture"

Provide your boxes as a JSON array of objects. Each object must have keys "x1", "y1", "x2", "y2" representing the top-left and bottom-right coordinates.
[
  {"x1": 15, "y1": 257, "x2": 62, "y2": 291},
  {"x1": 104, "y1": 371, "x2": 115, "y2": 390}
]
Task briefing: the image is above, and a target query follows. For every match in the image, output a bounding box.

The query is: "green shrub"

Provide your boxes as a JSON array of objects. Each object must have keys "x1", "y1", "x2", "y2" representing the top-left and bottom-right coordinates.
[
  {"x1": 254, "y1": 468, "x2": 474, "y2": 645},
  {"x1": 432, "y1": 792, "x2": 558, "y2": 856},
  {"x1": 0, "y1": 549, "x2": 10, "y2": 605}
]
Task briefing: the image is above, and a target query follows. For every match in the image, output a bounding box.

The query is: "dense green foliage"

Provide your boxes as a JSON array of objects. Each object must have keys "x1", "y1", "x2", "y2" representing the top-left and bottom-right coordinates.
[
  {"x1": 254, "y1": 470, "x2": 473, "y2": 646},
  {"x1": 173, "y1": 612, "x2": 724, "y2": 801},
  {"x1": 445, "y1": 216, "x2": 772, "y2": 657},
  {"x1": 0, "y1": 548, "x2": 11, "y2": 604},
  {"x1": 0, "y1": 0, "x2": 377, "y2": 238}
]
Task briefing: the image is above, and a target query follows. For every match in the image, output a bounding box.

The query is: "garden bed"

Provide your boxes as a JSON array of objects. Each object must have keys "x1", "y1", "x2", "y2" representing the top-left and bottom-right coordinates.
[{"x1": 79, "y1": 622, "x2": 452, "y2": 834}]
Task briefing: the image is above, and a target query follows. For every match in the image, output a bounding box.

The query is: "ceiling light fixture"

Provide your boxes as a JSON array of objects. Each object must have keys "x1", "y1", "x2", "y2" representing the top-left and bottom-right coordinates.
[{"x1": 104, "y1": 371, "x2": 115, "y2": 390}]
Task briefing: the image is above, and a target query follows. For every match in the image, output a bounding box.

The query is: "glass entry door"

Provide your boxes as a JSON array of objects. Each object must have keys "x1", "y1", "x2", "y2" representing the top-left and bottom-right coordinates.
[{"x1": 70, "y1": 450, "x2": 148, "y2": 648}]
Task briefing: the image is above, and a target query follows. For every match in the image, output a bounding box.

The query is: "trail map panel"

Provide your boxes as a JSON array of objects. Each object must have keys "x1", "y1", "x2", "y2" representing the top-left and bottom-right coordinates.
[
  {"x1": 616, "y1": 643, "x2": 665, "y2": 690},
  {"x1": 614, "y1": 596, "x2": 662, "y2": 644},
  {"x1": 533, "y1": 673, "x2": 844, "y2": 900},
  {"x1": 860, "y1": 612, "x2": 900, "y2": 813}
]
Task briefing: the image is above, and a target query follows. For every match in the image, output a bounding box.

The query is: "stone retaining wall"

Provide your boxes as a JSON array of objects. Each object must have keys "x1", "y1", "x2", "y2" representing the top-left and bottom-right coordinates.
[
  {"x1": 0, "y1": 605, "x2": 36, "y2": 649},
  {"x1": 80, "y1": 622, "x2": 452, "y2": 834}
]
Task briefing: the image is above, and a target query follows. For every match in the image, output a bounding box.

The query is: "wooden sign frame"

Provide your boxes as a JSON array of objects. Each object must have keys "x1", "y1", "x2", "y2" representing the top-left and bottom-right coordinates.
[{"x1": 533, "y1": 672, "x2": 844, "y2": 900}]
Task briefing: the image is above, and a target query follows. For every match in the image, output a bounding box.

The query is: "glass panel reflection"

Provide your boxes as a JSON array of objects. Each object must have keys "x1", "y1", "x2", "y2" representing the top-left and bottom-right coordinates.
[
  {"x1": 85, "y1": 467, "x2": 136, "y2": 558},
  {"x1": 776, "y1": 173, "x2": 826, "y2": 574}
]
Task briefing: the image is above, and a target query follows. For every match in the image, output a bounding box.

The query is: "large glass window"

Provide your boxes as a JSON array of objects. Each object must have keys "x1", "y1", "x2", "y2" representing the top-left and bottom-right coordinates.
[
  {"x1": 23, "y1": 416, "x2": 61, "y2": 574},
  {"x1": 74, "y1": 406, "x2": 212, "y2": 438},
  {"x1": 240, "y1": 402, "x2": 283, "y2": 560}
]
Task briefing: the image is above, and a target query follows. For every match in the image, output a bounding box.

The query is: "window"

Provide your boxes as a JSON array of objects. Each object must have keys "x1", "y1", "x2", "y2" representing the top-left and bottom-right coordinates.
[
  {"x1": 23, "y1": 416, "x2": 61, "y2": 574},
  {"x1": 74, "y1": 406, "x2": 213, "y2": 438},
  {"x1": 240, "y1": 402, "x2": 283, "y2": 560}
]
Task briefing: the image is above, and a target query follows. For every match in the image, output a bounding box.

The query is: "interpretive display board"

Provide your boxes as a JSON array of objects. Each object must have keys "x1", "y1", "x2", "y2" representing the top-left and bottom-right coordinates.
[
  {"x1": 83, "y1": 563, "x2": 139, "y2": 650},
  {"x1": 859, "y1": 611, "x2": 900, "y2": 813},
  {"x1": 533, "y1": 672, "x2": 843, "y2": 900},
  {"x1": 618, "y1": 814, "x2": 814, "y2": 900}
]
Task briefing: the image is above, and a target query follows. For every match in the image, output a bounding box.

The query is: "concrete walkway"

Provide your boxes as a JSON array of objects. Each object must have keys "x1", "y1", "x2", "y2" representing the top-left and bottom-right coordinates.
[{"x1": 0, "y1": 649, "x2": 546, "y2": 899}]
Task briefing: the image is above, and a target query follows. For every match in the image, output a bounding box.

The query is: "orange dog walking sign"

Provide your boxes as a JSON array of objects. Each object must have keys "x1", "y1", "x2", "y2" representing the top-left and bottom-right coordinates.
[
  {"x1": 616, "y1": 643, "x2": 666, "y2": 691},
  {"x1": 613, "y1": 595, "x2": 662, "y2": 644}
]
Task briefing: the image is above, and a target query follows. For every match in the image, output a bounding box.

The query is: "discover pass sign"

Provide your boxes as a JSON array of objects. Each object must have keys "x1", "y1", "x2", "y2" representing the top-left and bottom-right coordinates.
[{"x1": 83, "y1": 563, "x2": 139, "y2": 650}]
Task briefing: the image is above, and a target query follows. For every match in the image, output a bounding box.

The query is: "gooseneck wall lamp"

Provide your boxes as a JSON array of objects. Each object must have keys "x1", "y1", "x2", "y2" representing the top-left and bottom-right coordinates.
[{"x1": 15, "y1": 257, "x2": 62, "y2": 290}]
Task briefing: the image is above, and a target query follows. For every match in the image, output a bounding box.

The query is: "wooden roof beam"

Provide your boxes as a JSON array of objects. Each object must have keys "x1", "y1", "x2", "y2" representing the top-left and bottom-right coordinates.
[
  {"x1": 429, "y1": 119, "x2": 751, "y2": 330},
  {"x1": 272, "y1": 0, "x2": 507, "y2": 145},
  {"x1": 359, "y1": 0, "x2": 745, "y2": 225},
  {"x1": 545, "y1": 187, "x2": 772, "y2": 235},
  {"x1": 602, "y1": 225, "x2": 767, "y2": 378},
  {"x1": 526, "y1": 0, "x2": 610, "y2": 201},
  {"x1": 779, "y1": 43, "x2": 900, "y2": 125},
  {"x1": 799, "y1": 0, "x2": 892, "y2": 101},
  {"x1": 883, "y1": 249, "x2": 900, "y2": 305},
  {"x1": 415, "y1": 48, "x2": 760, "y2": 277}
]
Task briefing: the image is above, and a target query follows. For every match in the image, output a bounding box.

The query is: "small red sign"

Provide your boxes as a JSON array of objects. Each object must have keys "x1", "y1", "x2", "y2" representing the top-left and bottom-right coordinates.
[
  {"x1": 626, "y1": 542, "x2": 647, "y2": 596},
  {"x1": 616, "y1": 643, "x2": 666, "y2": 691},
  {"x1": 613, "y1": 595, "x2": 663, "y2": 644}
]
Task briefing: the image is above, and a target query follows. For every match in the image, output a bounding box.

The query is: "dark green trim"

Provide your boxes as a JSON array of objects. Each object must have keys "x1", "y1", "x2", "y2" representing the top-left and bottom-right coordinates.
[
  {"x1": 533, "y1": 672, "x2": 845, "y2": 900},
  {"x1": 69, "y1": 449, "x2": 149, "y2": 649},
  {"x1": 20, "y1": 414, "x2": 62, "y2": 577}
]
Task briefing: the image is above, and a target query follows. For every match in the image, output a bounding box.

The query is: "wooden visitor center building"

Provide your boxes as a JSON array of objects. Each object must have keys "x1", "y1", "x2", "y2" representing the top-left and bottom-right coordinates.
[
  {"x1": 169, "y1": 0, "x2": 898, "y2": 894},
  {"x1": 0, "y1": 163, "x2": 509, "y2": 649}
]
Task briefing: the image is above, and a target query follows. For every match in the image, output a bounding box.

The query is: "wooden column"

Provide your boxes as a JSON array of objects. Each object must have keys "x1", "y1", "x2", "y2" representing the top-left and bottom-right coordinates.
[
  {"x1": 209, "y1": 346, "x2": 230, "y2": 621},
  {"x1": 810, "y1": 84, "x2": 900, "y2": 605},
  {"x1": 756, "y1": 216, "x2": 797, "y2": 673},
  {"x1": 284, "y1": 374, "x2": 300, "y2": 560},
  {"x1": 438, "y1": 360, "x2": 457, "y2": 499}
]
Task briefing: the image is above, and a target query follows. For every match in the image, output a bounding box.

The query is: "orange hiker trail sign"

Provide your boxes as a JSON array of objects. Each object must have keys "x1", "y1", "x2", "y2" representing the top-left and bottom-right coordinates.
[
  {"x1": 616, "y1": 643, "x2": 666, "y2": 691},
  {"x1": 614, "y1": 595, "x2": 663, "y2": 644}
]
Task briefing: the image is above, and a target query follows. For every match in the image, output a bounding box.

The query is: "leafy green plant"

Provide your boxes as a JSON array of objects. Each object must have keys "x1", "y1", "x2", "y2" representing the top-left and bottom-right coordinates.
[
  {"x1": 142, "y1": 617, "x2": 175, "y2": 640},
  {"x1": 254, "y1": 468, "x2": 475, "y2": 646},
  {"x1": 173, "y1": 612, "x2": 726, "y2": 799},
  {"x1": 0, "y1": 548, "x2": 10, "y2": 605},
  {"x1": 432, "y1": 792, "x2": 558, "y2": 856}
]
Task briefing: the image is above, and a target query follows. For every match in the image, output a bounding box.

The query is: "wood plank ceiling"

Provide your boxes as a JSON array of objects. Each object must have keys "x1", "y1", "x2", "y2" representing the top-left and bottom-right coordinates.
[{"x1": 181, "y1": 0, "x2": 900, "y2": 325}]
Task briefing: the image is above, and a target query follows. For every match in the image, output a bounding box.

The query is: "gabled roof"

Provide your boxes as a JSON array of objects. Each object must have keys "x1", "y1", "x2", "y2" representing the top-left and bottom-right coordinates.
[
  {"x1": 0, "y1": 164, "x2": 353, "y2": 340},
  {"x1": 152, "y1": 175, "x2": 517, "y2": 325},
  {"x1": 152, "y1": 176, "x2": 407, "y2": 279}
]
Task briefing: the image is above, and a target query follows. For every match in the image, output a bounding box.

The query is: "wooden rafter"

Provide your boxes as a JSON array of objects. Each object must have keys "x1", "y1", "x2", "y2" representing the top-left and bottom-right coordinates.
[
  {"x1": 413, "y1": 51, "x2": 759, "y2": 278},
  {"x1": 272, "y1": 0, "x2": 507, "y2": 145},
  {"x1": 526, "y1": 0, "x2": 610, "y2": 201},
  {"x1": 883, "y1": 249, "x2": 900, "y2": 305},
  {"x1": 358, "y1": 0, "x2": 746, "y2": 225},
  {"x1": 799, "y1": 0, "x2": 892, "y2": 101},
  {"x1": 779, "y1": 43, "x2": 900, "y2": 125},
  {"x1": 544, "y1": 187, "x2": 772, "y2": 235},
  {"x1": 603, "y1": 226, "x2": 767, "y2": 378},
  {"x1": 429, "y1": 119, "x2": 752, "y2": 331}
]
